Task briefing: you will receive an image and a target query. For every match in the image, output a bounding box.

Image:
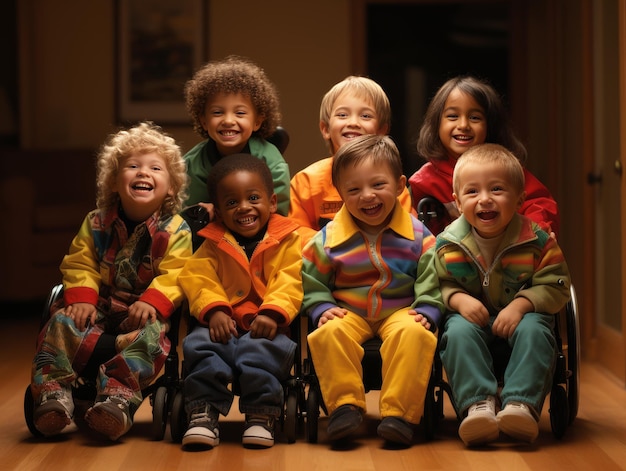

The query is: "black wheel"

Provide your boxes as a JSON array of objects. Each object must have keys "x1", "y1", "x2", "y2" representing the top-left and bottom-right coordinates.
[
  {"x1": 549, "y1": 384, "x2": 569, "y2": 439},
  {"x1": 305, "y1": 385, "x2": 320, "y2": 443},
  {"x1": 151, "y1": 386, "x2": 168, "y2": 441},
  {"x1": 24, "y1": 385, "x2": 44, "y2": 438},
  {"x1": 422, "y1": 383, "x2": 437, "y2": 441},
  {"x1": 285, "y1": 388, "x2": 298, "y2": 444},
  {"x1": 170, "y1": 389, "x2": 186, "y2": 443},
  {"x1": 566, "y1": 285, "x2": 580, "y2": 424}
]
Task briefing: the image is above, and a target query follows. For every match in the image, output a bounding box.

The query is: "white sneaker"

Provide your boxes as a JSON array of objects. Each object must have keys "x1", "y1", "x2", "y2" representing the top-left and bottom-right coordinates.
[
  {"x1": 242, "y1": 414, "x2": 275, "y2": 448},
  {"x1": 182, "y1": 404, "x2": 220, "y2": 449},
  {"x1": 497, "y1": 401, "x2": 539, "y2": 443},
  {"x1": 458, "y1": 396, "x2": 499, "y2": 446},
  {"x1": 34, "y1": 386, "x2": 75, "y2": 436}
]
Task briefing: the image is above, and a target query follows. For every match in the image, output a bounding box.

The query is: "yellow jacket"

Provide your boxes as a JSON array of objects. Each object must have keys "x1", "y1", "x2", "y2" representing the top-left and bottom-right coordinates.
[{"x1": 179, "y1": 213, "x2": 303, "y2": 330}]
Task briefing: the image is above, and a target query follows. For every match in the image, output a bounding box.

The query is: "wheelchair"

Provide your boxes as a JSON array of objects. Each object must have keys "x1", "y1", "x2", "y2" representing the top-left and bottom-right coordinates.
[
  {"x1": 302, "y1": 196, "x2": 580, "y2": 442},
  {"x1": 168, "y1": 315, "x2": 306, "y2": 445},
  {"x1": 24, "y1": 284, "x2": 183, "y2": 441},
  {"x1": 419, "y1": 196, "x2": 580, "y2": 439}
]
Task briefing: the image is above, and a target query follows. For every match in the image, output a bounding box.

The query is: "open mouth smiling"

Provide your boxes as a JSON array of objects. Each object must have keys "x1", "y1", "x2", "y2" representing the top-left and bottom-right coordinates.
[{"x1": 132, "y1": 183, "x2": 153, "y2": 192}]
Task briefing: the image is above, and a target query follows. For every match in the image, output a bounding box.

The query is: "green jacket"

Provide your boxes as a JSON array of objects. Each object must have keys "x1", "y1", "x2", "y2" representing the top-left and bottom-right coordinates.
[
  {"x1": 184, "y1": 136, "x2": 290, "y2": 215},
  {"x1": 434, "y1": 213, "x2": 570, "y2": 316}
]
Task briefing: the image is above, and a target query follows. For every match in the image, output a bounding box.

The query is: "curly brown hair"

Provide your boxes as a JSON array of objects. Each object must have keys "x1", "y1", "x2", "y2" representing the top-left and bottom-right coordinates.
[
  {"x1": 96, "y1": 122, "x2": 188, "y2": 217},
  {"x1": 184, "y1": 55, "x2": 281, "y2": 140}
]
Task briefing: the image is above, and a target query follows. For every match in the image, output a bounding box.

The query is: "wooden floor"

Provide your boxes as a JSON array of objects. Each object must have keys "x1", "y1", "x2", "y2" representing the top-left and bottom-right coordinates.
[{"x1": 3, "y1": 312, "x2": 626, "y2": 471}]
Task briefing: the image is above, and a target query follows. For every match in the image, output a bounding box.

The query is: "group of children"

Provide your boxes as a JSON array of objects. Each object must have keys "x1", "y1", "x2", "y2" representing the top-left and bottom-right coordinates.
[{"x1": 29, "y1": 55, "x2": 571, "y2": 452}]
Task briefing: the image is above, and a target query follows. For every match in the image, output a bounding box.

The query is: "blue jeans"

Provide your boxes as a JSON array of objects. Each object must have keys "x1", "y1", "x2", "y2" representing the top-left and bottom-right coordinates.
[
  {"x1": 439, "y1": 312, "x2": 556, "y2": 414},
  {"x1": 183, "y1": 324, "x2": 296, "y2": 417}
]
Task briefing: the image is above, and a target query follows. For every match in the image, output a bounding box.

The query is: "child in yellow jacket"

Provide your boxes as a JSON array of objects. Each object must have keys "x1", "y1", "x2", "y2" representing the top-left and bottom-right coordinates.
[
  {"x1": 178, "y1": 154, "x2": 302, "y2": 450},
  {"x1": 30, "y1": 122, "x2": 192, "y2": 441}
]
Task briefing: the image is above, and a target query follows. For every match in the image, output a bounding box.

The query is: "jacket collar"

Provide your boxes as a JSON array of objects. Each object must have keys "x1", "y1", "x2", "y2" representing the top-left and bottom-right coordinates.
[
  {"x1": 326, "y1": 202, "x2": 414, "y2": 248},
  {"x1": 198, "y1": 213, "x2": 299, "y2": 244}
]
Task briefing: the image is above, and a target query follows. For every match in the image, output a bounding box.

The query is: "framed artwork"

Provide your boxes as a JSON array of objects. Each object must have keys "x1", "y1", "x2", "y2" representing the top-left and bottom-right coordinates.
[{"x1": 115, "y1": 0, "x2": 206, "y2": 124}]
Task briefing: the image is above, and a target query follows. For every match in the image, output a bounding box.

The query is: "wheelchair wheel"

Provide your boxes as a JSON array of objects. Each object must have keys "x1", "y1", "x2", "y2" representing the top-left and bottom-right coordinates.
[
  {"x1": 24, "y1": 385, "x2": 44, "y2": 438},
  {"x1": 170, "y1": 389, "x2": 186, "y2": 443},
  {"x1": 566, "y1": 285, "x2": 580, "y2": 425},
  {"x1": 284, "y1": 388, "x2": 298, "y2": 444},
  {"x1": 422, "y1": 379, "x2": 437, "y2": 441},
  {"x1": 549, "y1": 384, "x2": 569, "y2": 439},
  {"x1": 151, "y1": 386, "x2": 168, "y2": 441},
  {"x1": 305, "y1": 385, "x2": 320, "y2": 443}
]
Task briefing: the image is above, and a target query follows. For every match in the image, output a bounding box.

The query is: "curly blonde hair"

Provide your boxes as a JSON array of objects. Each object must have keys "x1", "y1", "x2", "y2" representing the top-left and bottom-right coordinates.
[
  {"x1": 96, "y1": 122, "x2": 188, "y2": 217},
  {"x1": 184, "y1": 55, "x2": 281, "y2": 140}
]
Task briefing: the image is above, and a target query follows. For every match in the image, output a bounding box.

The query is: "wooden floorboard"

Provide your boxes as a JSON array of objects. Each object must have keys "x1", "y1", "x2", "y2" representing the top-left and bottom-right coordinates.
[{"x1": 3, "y1": 313, "x2": 626, "y2": 470}]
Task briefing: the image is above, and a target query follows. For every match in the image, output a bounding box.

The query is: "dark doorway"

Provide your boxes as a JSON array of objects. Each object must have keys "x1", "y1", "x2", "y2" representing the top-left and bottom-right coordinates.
[{"x1": 366, "y1": 2, "x2": 511, "y2": 177}]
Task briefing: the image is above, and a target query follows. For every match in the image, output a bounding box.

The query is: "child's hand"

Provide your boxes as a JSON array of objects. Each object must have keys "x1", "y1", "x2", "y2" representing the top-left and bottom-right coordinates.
[
  {"x1": 250, "y1": 315, "x2": 278, "y2": 340},
  {"x1": 450, "y1": 292, "x2": 489, "y2": 327},
  {"x1": 208, "y1": 310, "x2": 238, "y2": 344},
  {"x1": 123, "y1": 301, "x2": 157, "y2": 331},
  {"x1": 409, "y1": 310, "x2": 433, "y2": 332},
  {"x1": 492, "y1": 297, "x2": 532, "y2": 338},
  {"x1": 318, "y1": 307, "x2": 348, "y2": 328},
  {"x1": 64, "y1": 302, "x2": 97, "y2": 331}
]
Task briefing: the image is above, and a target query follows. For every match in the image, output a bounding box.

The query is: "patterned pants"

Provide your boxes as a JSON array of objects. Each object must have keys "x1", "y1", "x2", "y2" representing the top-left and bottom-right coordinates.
[{"x1": 31, "y1": 308, "x2": 170, "y2": 411}]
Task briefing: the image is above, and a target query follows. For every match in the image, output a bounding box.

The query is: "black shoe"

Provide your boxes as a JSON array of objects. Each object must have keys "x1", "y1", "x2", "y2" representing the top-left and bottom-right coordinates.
[
  {"x1": 327, "y1": 404, "x2": 363, "y2": 441},
  {"x1": 377, "y1": 417, "x2": 414, "y2": 445}
]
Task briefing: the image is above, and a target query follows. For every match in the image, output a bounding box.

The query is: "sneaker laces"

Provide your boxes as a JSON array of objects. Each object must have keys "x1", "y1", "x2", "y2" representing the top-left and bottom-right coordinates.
[
  {"x1": 39, "y1": 387, "x2": 74, "y2": 416},
  {"x1": 189, "y1": 404, "x2": 219, "y2": 428},
  {"x1": 246, "y1": 414, "x2": 275, "y2": 429},
  {"x1": 468, "y1": 396, "x2": 496, "y2": 415}
]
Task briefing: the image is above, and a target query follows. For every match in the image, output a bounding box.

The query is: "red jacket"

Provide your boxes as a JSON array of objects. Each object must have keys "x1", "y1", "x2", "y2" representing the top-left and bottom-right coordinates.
[{"x1": 408, "y1": 157, "x2": 560, "y2": 236}]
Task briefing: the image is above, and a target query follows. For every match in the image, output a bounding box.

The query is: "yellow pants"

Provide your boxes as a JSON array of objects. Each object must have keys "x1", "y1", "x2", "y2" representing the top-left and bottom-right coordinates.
[{"x1": 308, "y1": 308, "x2": 437, "y2": 425}]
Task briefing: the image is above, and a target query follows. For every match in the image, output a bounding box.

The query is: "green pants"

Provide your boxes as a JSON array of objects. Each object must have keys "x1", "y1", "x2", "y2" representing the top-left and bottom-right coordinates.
[{"x1": 439, "y1": 312, "x2": 556, "y2": 415}]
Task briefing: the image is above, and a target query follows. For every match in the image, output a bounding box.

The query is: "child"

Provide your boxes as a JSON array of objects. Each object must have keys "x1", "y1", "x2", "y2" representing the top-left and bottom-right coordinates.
[
  {"x1": 178, "y1": 154, "x2": 302, "y2": 450},
  {"x1": 183, "y1": 55, "x2": 290, "y2": 218},
  {"x1": 408, "y1": 75, "x2": 559, "y2": 237},
  {"x1": 302, "y1": 134, "x2": 443, "y2": 446},
  {"x1": 433, "y1": 143, "x2": 571, "y2": 446},
  {"x1": 289, "y1": 75, "x2": 415, "y2": 245},
  {"x1": 30, "y1": 122, "x2": 192, "y2": 441}
]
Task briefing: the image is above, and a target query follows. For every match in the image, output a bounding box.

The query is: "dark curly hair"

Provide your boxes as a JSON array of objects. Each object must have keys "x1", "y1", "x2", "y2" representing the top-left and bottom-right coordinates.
[
  {"x1": 416, "y1": 76, "x2": 527, "y2": 165},
  {"x1": 184, "y1": 55, "x2": 281, "y2": 140},
  {"x1": 207, "y1": 153, "x2": 274, "y2": 205}
]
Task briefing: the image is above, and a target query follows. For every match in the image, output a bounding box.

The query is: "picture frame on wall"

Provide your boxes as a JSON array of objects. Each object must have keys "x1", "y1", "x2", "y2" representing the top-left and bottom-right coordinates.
[{"x1": 115, "y1": 0, "x2": 206, "y2": 125}]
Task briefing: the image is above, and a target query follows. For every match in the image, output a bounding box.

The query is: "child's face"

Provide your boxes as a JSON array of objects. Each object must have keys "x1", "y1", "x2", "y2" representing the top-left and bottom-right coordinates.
[
  {"x1": 113, "y1": 152, "x2": 173, "y2": 222},
  {"x1": 321, "y1": 92, "x2": 388, "y2": 155},
  {"x1": 453, "y1": 161, "x2": 525, "y2": 239},
  {"x1": 214, "y1": 170, "x2": 277, "y2": 238},
  {"x1": 438, "y1": 88, "x2": 488, "y2": 160},
  {"x1": 200, "y1": 93, "x2": 263, "y2": 156},
  {"x1": 336, "y1": 159, "x2": 406, "y2": 234}
]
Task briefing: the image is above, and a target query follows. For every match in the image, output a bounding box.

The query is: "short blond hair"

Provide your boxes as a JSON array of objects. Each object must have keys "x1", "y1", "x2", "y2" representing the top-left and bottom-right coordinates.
[
  {"x1": 96, "y1": 122, "x2": 188, "y2": 217},
  {"x1": 320, "y1": 76, "x2": 391, "y2": 153},
  {"x1": 453, "y1": 143, "x2": 525, "y2": 196}
]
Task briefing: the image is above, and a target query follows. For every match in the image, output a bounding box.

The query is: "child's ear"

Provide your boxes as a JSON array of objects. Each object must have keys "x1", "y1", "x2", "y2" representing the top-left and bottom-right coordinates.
[
  {"x1": 396, "y1": 175, "x2": 407, "y2": 196},
  {"x1": 378, "y1": 124, "x2": 390, "y2": 135},
  {"x1": 319, "y1": 120, "x2": 330, "y2": 140},
  {"x1": 253, "y1": 115, "x2": 264, "y2": 132},
  {"x1": 517, "y1": 190, "x2": 527, "y2": 209},
  {"x1": 453, "y1": 193, "x2": 462, "y2": 213},
  {"x1": 269, "y1": 193, "x2": 278, "y2": 213}
]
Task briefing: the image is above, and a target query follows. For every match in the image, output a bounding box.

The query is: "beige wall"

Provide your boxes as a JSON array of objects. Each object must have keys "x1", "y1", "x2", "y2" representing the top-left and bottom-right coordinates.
[{"x1": 17, "y1": 0, "x2": 350, "y2": 174}]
